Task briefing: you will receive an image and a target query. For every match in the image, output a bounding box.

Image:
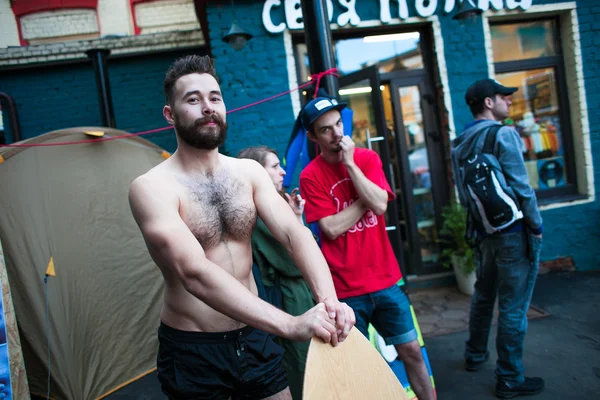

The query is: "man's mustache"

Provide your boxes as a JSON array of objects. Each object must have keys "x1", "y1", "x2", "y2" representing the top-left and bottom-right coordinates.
[{"x1": 195, "y1": 114, "x2": 226, "y2": 127}]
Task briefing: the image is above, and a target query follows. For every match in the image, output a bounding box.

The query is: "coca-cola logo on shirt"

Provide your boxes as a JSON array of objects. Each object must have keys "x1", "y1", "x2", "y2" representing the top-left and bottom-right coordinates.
[{"x1": 330, "y1": 178, "x2": 378, "y2": 234}]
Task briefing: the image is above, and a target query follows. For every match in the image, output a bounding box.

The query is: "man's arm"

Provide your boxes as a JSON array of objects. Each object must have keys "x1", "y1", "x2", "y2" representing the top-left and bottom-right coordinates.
[
  {"x1": 496, "y1": 127, "x2": 543, "y2": 236},
  {"x1": 128, "y1": 175, "x2": 336, "y2": 342},
  {"x1": 340, "y1": 136, "x2": 388, "y2": 215},
  {"x1": 318, "y1": 199, "x2": 367, "y2": 240},
  {"x1": 248, "y1": 161, "x2": 356, "y2": 343}
]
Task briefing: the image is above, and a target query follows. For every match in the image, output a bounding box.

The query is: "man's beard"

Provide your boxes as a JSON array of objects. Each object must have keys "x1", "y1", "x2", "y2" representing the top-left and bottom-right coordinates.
[{"x1": 175, "y1": 113, "x2": 228, "y2": 150}]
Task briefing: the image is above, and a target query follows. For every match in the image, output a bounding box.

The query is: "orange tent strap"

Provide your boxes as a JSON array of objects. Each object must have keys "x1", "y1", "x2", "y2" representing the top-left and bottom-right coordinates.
[{"x1": 95, "y1": 367, "x2": 157, "y2": 400}]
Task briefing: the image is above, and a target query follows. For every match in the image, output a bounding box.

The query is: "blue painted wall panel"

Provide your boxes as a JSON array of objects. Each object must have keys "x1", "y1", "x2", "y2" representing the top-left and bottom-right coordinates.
[
  {"x1": 206, "y1": 0, "x2": 296, "y2": 158},
  {"x1": 0, "y1": 47, "x2": 206, "y2": 153}
]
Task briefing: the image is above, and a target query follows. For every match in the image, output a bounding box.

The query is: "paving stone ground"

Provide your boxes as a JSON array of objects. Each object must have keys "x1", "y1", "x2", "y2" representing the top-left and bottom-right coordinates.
[{"x1": 408, "y1": 286, "x2": 550, "y2": 338}]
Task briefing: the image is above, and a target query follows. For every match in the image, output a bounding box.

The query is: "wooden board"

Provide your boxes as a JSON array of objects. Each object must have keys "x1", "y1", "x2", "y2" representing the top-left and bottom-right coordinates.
[{"x1": 303, "y1": 327, "x2": 408, "y2": 400}]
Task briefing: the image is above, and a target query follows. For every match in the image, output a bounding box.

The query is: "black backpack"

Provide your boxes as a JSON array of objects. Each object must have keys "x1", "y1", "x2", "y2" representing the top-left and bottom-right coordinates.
[{"x1": 460, "y1": 125, "x2": 523, "y2": 238}]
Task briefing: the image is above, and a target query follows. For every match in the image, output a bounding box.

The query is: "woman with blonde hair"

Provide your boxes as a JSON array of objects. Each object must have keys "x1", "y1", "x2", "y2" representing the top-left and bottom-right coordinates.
[{"x1": 238, "y1": 145, "x2": 315, "y2": 400}]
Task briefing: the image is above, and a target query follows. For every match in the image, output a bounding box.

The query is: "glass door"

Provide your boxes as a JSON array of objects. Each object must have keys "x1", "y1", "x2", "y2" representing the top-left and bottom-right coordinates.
[
  {"x1": 338, "y1": 66, "x2": 406, "y2": 277},
  {"x1": 389, "y1": 76, "x2": 447, "y2": 275}
]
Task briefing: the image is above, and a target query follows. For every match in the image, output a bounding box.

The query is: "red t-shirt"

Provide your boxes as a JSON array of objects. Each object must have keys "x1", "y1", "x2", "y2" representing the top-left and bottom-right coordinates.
[{"x1": 300, "y1": 148, "x2": 402, "y2": 299}]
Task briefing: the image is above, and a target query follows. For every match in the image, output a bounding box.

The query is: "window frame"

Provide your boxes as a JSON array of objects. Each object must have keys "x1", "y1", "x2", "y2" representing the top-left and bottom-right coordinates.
[
  {"x1": 490, "y1": 17, "x2": 578, "y2": 202},
  {"x1": 291, "y1": 24, "x2": 430, "y2": 84}
]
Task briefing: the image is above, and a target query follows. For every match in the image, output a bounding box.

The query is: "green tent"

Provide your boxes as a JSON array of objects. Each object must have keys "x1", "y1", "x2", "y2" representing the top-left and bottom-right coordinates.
[{"x1": 0, "y1": 127, "x2": 167, "y2": 399}]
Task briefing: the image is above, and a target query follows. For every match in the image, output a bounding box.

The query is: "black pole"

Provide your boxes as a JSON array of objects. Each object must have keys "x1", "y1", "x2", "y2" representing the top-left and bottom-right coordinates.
[
  {"x1": 300, "y1": 0, "x2": 338, "y2": 99},
  {"x1": 86, "y1": 49, "x2": 116, "y2": 128}
]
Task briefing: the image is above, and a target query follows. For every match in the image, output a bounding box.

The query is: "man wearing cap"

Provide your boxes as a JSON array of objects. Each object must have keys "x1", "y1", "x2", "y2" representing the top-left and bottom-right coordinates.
[
  {"x1": 299, "y1": 97, "x2": 435, "y2": 400},
  {"x1": 451, "y1": 79, "x2": 544, "y2": 398}
]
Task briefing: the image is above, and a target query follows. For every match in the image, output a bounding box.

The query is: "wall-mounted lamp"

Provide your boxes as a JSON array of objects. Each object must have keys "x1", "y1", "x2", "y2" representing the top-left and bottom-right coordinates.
[
  {"x1": 452, "y1": 0, "x2": 483, "y2": 21},
  {"x1": 222, "y1": 21, "x2": 253, "y2": 51},
  {"x1": 222, "y1": 0, "x2": 253, "y2": 51}
]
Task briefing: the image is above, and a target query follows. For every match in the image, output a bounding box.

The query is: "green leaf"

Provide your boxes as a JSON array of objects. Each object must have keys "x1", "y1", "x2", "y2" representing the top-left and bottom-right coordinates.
[{"x1": 438, "y1": 203, "x2": 475, "y2": 274}]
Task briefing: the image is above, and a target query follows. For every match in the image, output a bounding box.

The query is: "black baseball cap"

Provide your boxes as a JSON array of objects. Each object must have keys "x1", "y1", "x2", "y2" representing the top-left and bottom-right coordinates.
[
  {"x1": 465, "y1": 79, "x2": 518, "y2": 106},
  {"x1": 301, "y1": 97, "x2": 347, "y2": 131}
]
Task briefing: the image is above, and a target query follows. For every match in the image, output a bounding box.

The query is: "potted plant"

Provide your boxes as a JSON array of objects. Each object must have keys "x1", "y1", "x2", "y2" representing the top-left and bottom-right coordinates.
[{"x1": 439, "y1": 203, "x2": 476, "y2": 295}]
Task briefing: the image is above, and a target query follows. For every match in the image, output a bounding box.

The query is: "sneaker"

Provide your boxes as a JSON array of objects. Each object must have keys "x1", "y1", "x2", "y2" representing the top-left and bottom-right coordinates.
[
  {"x1": 464, "y1": 353, "x2": 489, "y2": 371},
  {"x1": 496, "y1": 377, "x2": 545, "y2": 399}
]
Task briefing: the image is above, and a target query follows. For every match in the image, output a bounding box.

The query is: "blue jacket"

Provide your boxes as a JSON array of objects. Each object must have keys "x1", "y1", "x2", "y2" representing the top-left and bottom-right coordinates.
[{"x1": 451, "y1": 119, "x2": 543, "y2": 234}]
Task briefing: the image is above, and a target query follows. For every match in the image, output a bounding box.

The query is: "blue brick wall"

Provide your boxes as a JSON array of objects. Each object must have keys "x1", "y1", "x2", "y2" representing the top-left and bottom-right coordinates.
[
  {"x1": 0, "y1": 47, "x2": 206, "y2": 153},
  {"x1": 0, "y1": 63, "x2": 103, "y2": 142},
  {"x1": 530, "y1": 0, "x2": 600, "y2": 269},
  {"x1": 206, "y1": 1, "x2": 296, "y2": 158},
  {"x1": 438, "y1": 15, "x2": 489, "y2": 133}
]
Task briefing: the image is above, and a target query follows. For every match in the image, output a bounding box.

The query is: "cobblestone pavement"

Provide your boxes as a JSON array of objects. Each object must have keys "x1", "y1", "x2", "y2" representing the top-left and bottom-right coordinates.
[
  {"x1": 409, "y1": 286, "x2": 549, "y2": 338},
  {"x1": 425, "y1": 272, "x2": 600, "y2": 399}
]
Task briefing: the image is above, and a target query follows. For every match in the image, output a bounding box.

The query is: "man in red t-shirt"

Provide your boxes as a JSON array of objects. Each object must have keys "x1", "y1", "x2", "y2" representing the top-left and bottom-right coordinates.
[{"x1": 299, "y1": 97, "x2": 435, "y2": 400}]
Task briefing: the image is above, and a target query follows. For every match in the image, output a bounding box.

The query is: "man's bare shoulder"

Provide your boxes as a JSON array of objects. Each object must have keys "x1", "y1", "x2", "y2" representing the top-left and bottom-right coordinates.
[
  {"x1": 222, "y1": 155, "x2": 265, "y2": 180},
  {"x1": 223, "y1": 154, "x2": 261, "y2": 169},
  {"x1": 129, "y1": 161, "x2": 180, "y2": 212}
]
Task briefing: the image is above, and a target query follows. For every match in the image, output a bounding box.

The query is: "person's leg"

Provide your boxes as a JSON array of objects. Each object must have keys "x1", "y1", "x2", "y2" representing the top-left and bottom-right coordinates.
[
  {"x1": 261, "y1": 387, "x2": 292, "y2": 400},
  {"x1": 465, "y1": 238, "x2": 498, "y2": 370},
  {"x1": 394, "y1": 339, "x2": 434, "y2": 400},
  {"x1": 494, "y1": 231, "x2": 544, "y2": 397},
  {"x1": 339, "y1": 293, "x2": 374, "y2": 340},
  {"x1": 372, "y1": 285, "x2": 434, "y2": 400},
  {"x1": 237, "y1": 328, "x2": 289, "y2": 400}
]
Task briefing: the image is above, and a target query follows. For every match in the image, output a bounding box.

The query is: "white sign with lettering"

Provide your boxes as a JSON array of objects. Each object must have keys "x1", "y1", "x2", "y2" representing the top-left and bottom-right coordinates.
[{"x1": 262, "y1": 0, "x2": 533, "y2": 33}]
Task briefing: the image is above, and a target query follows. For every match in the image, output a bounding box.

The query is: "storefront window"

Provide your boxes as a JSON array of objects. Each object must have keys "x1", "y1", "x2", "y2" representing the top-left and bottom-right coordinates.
[
  {"x1": 491, "y1": 19, "x2": 575, "y2": 196},
  {"x1": 496, "y1": 68, "x2": 565, "y2": 190},
  {"x1": 295, "y1": 31, "x2": 423, "y2": 81},
  {"x1": 491, "y1": 20, "x2": 557, "y2": 63},
  {"x1": 336, "y1": 32, "x2": 423, "y2": 75}
]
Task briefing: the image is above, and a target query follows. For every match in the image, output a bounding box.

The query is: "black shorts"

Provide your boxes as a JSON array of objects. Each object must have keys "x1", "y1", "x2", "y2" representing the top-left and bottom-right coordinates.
[{"x1": 157, "y1": 323, "x2": 288, "y2": 400}]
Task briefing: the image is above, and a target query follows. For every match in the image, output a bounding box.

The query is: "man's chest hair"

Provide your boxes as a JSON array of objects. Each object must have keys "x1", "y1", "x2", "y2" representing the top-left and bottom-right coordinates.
[{"x1": 180, "y1": 170, "x2": 256, "y2": 249}]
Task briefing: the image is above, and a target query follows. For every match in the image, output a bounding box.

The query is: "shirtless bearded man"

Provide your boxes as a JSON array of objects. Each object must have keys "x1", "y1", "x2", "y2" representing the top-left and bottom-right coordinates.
[{"x1": 128, "y1": 55, "x2": 355, "y2": 399}]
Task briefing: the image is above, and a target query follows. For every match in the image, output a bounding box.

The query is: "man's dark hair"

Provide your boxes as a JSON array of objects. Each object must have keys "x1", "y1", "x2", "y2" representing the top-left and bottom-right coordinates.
[
  {"x1": 163, "y1": 55, "x2": 218, "y2": 106},
  {"x1": 468, "y1": 99, "x2": 486, "y2": 117},
  {"x1": 237, "y1": 145, "x2": 279, "y2": 167}
]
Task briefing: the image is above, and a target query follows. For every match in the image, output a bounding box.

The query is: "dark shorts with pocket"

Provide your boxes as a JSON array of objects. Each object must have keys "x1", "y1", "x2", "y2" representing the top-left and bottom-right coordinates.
[{"x1": 157, "y1": 323, "x2": 288, "y2": 400}]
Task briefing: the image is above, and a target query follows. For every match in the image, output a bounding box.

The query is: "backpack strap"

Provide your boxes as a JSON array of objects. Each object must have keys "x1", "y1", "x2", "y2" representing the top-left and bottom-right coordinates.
[{"x1": 482, "y1": 124, "x2": 501, "y2": 155}]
